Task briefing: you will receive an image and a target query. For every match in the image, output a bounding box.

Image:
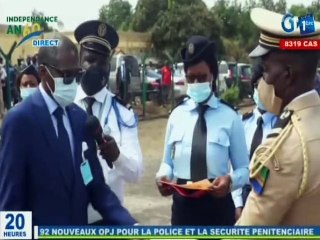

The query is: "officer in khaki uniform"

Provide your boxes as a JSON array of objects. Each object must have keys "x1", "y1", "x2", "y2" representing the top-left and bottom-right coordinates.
[{"x1": 236, "y1": 8, "x2": 320, "y2": 225}]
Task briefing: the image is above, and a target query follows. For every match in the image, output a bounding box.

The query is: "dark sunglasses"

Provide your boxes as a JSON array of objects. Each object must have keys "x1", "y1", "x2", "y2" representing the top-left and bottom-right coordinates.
[
  {"x1": 186, "y1": 74, "x2": 208, "y2": 83},
  {"x1": 44, "y1": 64, "x2": 84, "y2": 84}
]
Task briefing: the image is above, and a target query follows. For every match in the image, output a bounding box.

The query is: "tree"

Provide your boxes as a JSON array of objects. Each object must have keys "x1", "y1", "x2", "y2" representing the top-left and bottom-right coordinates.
[
  {"x1": 32, "y1": 10, "x2": 53, "y2": 32},
  {"x1": 130, "y1": 0, "x2": 168, "y2": 32},
  {"x1": 259, "y1": 0, "x2": 276, "y2": 11},
  {"x1": 99, "y1": 0, "x2": 132, "y2": 30},
  {"x1": 31, "y1": 10, "x2": 64, "y2": 32},
  {"x1": 151, "y1": 3, "x2": 224, "y2": 61},
  {"x1": 274, "y1": 0, "x2": 287, "y2": 13}
]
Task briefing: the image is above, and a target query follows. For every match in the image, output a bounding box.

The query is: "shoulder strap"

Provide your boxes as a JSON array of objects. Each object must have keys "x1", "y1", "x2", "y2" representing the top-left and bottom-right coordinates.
[
  {"x1": 242, "y1": 111, "x2": 253, "y2": 120},
  {"x1": 220, "y1": 99, "x2": 238, "y2": 112},
  {"x1": 169, "y1": 95, "x2": 190, "y2": 114},
  {"x1": 113, "y1": 96, "x2": 132, "y2": 110},
  {"x1": 266, "y1": 110, "x2": 293, "y2": 139},
  {"x1": 111, "y1": 97, "x2": 138, "y2": 129}
]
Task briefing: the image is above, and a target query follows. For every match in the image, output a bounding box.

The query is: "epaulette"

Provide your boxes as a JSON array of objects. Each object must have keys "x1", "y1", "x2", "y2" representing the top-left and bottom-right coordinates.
[
  {"x1": 169, "y1": 95, "x2": 190, "y2": 114},
  {"x1": 242, "y1": 111, "x2": 253, "y2": 121},
  {"x1": 113, "y1": 96, "x2": 132, "y2": 110},
  {"x1": 267, "y1": 110, "x2": 293, "y2": 139},
  {"x1": 220, "y1": 99, "x2": 238, "y2": 112}
]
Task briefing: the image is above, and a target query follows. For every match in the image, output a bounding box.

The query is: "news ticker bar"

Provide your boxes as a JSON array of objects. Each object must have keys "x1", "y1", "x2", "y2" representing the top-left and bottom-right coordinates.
[
  {"x1": 280, "y1": 39, "x2": 320, "y2": 50},
  {"x1": 31, "y1": 226, "x2": 320, "y2": 239}
]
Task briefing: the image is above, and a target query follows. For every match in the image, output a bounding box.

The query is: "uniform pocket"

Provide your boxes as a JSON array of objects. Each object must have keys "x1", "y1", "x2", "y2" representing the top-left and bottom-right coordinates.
[
  {"x1": 167, "y1": 128, "x2": 185, "y2": 161},
  {"x1": 208, "y1": 130, "x2": 230, "y2": 147},
  {"x1": 207, "y1": 130, "x2": 230, "y2": 164}
]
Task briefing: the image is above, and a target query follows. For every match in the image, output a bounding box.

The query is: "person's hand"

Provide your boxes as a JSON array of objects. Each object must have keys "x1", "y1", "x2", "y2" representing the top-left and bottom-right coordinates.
[
  {"x1": 156, "y1": 176, "x2": 174, "y2": 197},
  {"x1": 235, "y1": 207, "x2": 243, "y2": 221},
  {"x1": 208, "y1": 175, "x2": 231, "y2": 198},
  {"x1": 98, "y1": 135, "x2": 120, "y2": 163}
]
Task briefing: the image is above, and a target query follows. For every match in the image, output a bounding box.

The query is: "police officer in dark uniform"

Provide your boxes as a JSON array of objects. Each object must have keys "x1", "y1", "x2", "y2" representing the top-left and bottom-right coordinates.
[{"x1": 156, "y1": 36, "x2": 249, "y2": 226}]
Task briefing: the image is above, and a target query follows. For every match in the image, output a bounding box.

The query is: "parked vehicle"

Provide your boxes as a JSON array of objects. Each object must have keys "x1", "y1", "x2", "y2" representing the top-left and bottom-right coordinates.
[
  {"x1": 218, "y1": 61, "x2": 253, "y2": 98},
  {"x1": 218, "y1": 61, "x2": 228, "y2": 94},
  {"x1": 108, "y1": 54, "x2": 141, "y2": 102},
  {"x1": 173, "y1": 63, "x2": 187, "y2": 96}
]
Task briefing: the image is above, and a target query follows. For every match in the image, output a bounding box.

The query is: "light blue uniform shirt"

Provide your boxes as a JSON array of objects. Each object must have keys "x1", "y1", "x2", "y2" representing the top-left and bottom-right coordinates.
[
  {"x1": 156, "y1": 95, "x2": 249, "y2": 191},
  {"x1": 232, "y1": 107, "x2": 278, "y2": 207}
]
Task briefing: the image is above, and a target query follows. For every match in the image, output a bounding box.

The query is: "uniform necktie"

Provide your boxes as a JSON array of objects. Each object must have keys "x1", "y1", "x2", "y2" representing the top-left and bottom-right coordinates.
[
  {"x1": 53, "y1": 107, "x2": 74, "y2": 171},
  {"x1": 190, "y1": 104, "x2": 209, "y2": 181},
  {"x1": 250, "y1": 116, "x2": 263, "y2": 160},
  {"x1": 84, "y1": 97, "x2": 95, "y2": 115}
]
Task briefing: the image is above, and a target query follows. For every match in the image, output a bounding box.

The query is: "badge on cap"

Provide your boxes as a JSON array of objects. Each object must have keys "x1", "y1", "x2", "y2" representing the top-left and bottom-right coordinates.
[
  {"x1": 188, "y1": 43, "x2": 194, "y2": 55},
  {"x1": 98, "y1": 23, "x2": 107, "y2": 37}
]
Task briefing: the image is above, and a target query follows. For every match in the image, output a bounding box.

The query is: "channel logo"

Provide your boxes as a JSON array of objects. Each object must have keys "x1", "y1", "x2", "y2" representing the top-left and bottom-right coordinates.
[{"x1": 32, "y1": 39, "x2": 60, "y2": 47}]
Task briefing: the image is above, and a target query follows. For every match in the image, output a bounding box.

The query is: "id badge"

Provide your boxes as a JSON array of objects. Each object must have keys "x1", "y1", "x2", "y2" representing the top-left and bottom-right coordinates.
[{"x1": 80, "y1": 160, "x2": 93, "y2": 185}]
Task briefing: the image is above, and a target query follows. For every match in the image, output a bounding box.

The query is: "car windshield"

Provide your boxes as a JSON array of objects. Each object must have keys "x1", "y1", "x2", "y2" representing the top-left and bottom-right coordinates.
[
  {"x1": 146, "y1": 70, "x2": 161, "y2": 78},
  {"x1": 219, "y1": 63, "x2": 228, "y2": 74},
  {"x1": 174, "y1": 68, "x2": 184, "y2": 76},
  {"x1": 241, "y1": 66, "x2": 252, "y2": 78},
  {"x1": 228, "y1": 64, "x2": 236, "y2": 74}
]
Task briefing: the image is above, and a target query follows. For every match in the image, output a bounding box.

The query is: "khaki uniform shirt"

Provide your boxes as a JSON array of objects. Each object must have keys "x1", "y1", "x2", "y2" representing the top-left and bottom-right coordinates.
[{"x1": 237, "y1": 90, "x2": 320, "y2": 225}]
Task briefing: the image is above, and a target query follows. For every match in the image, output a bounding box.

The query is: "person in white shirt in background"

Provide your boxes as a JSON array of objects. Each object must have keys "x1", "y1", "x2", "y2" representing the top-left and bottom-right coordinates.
[
  {"x1": 232, "y1": 62, "x2": 278, "y2": 220},
  {"x1": 73, "y1": 20, "x2": 143, "y2": 225}
]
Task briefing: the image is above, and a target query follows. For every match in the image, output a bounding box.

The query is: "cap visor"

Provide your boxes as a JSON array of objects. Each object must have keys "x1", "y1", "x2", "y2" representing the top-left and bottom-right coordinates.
[{"x1": 249, "y1": 45, "x2": 270, "y2": 58}]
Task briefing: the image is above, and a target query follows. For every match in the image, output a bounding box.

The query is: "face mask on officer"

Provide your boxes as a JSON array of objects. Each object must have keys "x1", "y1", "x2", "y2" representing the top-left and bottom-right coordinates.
[
  {"x1": 80, "y1": 65, "x2": 109, "y2": 96},
  {"x1": 45, "y1": 66, "x2": 78, "y2": 108},
  {"x1": 20, "y1": 87, "x2": 37, "y2": 100},
  {"x1": 257, "y1": 77, "x2": 283, "y2": 115},
  {"x1": 253, "y1": 78, "x2": 267, "y2": 111},
  {"x1": 187, "y1": 81, "x2": 212, "y2": 103}
]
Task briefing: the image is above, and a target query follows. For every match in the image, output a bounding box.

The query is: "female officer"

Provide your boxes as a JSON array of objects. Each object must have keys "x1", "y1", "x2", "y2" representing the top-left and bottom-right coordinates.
[
  {"x1": 14, "y1": 64, "x2": 40, "y2": 103},
  {"x1": 156, "y1": 35, "x2": 249, "y2": 226}
]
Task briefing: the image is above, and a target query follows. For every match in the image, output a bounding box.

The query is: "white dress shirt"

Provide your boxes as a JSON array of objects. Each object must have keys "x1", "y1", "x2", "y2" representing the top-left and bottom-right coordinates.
[
  {"x1": 232, "y1": 107, "x2": 277, "y2": 208},
  {"x1": 39, "y1": 84, "x2": 75, "y2": 159},
  {"x1": 74, "y1": 85, "x2": 143, "y2": 223}
]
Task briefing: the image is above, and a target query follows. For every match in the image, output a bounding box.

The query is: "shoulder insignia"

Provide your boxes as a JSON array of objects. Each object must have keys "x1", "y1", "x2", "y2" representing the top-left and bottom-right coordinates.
[
  {"x1": 113, "y1": 96, "x2": 132, "y2": 110},
  {"x1": 242, "y1": 111, "x2": 253, "y2": 121},
  {"x1": 249, "y1": 146, "x2": 271, "y2": 196},
  {"x1": 169, "y1": 95, "x2": 190, "y2": 114},
  {"x1": 266, "y1": 110, "x2": 293, "y2": 139},
  {"x1": 250, "y1": 163, "x2": 270, "y2": 196},
  {"x1": 220, "y1": 99, "x2": 238, "y2": 112}
]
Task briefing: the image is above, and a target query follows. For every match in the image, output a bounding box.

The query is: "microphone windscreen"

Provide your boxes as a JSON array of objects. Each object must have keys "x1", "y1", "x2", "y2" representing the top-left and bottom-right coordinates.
[{"x1": 85, "y1": 115, "x2": 102, "y2": 139}]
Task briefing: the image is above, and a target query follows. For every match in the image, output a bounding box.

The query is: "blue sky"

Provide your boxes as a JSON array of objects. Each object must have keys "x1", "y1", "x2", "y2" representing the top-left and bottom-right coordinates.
[{"x1": 0, "y1": 0, "x2": 309, "y2": 31}]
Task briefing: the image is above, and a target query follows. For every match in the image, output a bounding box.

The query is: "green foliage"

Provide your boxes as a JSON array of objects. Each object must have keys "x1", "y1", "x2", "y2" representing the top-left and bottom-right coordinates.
[
  {"x1": 32, "y1": 9, "x2": 53, "y2": 32},
  {"x1": 94, "y1": 0, "x2": 317, "y2": 61},
  {"x1": 130, "y1": 0, "x2": 168, "y2": 32},
  {"x1": 99, "y1": 0, "x2": 132, "y2": 30},
  {"x1": 151, "y1": 1, "x2": 224, "y2": 61},
  {"x1": 221, "y1": 86, "x2": 240, "y2": 105}
]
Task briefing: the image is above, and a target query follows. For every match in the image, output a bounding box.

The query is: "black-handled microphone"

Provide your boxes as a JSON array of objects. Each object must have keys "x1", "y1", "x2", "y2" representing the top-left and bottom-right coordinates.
[{"x1": 85, "y1": 115, "x2": 113, "y2": 168}]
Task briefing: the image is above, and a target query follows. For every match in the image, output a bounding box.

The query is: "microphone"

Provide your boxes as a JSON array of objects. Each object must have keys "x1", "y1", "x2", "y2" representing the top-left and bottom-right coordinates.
[{"x1": 85, "y1": 115, "x2": 113, "y2": 168}]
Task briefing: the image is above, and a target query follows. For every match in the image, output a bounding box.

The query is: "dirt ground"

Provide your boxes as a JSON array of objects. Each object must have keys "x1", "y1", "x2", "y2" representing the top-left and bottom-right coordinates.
[{"x1": 123, "y1": 105, "x2": 254, "y2": 225}]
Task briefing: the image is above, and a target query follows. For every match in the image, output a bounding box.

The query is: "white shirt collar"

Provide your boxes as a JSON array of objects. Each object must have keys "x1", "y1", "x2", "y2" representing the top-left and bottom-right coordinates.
[
  {"x1": 74, "y1": 85, "x2": 112, "y2": 104},
  {"x1": 39, "y1": 83, "x2": 60, "y2": 115},
  {"x1": 253, "y1": 107, "x2": 277, "y2": 125}
]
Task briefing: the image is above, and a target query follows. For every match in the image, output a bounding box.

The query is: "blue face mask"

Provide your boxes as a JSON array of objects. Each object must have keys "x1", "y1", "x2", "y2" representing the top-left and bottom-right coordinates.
[
  {"x1": 20, "y1": 87, "x2": 37, "y2": 100},
  {"x1": 253, "y1": 88, "x2": 266, "y2": 111},
  {"x1": 187, "y1": 82, "x2": 212, "y2": 103}
]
